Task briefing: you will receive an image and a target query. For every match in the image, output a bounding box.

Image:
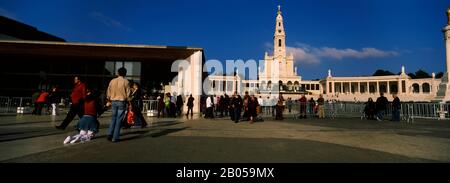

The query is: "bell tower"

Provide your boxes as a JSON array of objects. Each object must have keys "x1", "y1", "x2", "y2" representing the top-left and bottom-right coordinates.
[{"x1": 274, "y1": 5, "x2": 286, "y2": 59}]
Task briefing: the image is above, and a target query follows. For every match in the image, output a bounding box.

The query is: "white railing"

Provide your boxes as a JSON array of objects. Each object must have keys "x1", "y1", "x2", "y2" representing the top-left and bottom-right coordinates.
[
  {"x1": 0, "y1": 97, "x2": 33, "y2": 114},
  {"x1": 287, "y1": 101, "x2": 450, "y2": 122},
  {"x1": 142, "y1": 99, "x2": 158, "y2": 117}
]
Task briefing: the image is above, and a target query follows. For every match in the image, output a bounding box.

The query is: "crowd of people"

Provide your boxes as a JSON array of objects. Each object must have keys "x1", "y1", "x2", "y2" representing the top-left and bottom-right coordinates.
[
  {"x1": 194, "y1": 92, "x2": 402, "y2": 123},
  {"x1": 27, "y1": 67, "x2": 402, "y2": 144},
  {"x1": 363, "y1": 93, "x2": 401, "y2": 122}
]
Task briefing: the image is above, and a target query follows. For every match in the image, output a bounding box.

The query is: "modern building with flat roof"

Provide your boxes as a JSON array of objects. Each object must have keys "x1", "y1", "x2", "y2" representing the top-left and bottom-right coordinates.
[{"x1": 0, "y1": 16, "x2": 205, "y2": 113}]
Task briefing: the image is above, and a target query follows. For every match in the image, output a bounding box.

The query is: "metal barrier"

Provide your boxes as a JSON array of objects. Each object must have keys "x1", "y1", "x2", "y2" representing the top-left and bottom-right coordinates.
[
  {"x1": 11, "y1": 97, "x2": 33, "y2": 114},
  {"x1": 0, "y1": 96, "x2": 10, "y2": 113},
  {"x1": 142, "y1": 100, "x2": 158, "y2": 117},
  {"x1": 402, "y1": 103, "x2": 450, "y2": 122},
  {"x1": 288, "y1": 101, "x2": 450, "y2": 122},
  {"x1": 2, "y1": 95, "x2": 450, "y2": 121},
  {"x1": 0, "y1": 96, "x2": 33, "y2": 114}
]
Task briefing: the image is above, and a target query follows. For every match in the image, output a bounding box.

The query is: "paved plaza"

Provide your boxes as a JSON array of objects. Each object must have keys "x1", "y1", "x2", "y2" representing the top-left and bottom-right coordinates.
[{"x1": 1, "y1": 113, "x2": 450, "y2": 163}]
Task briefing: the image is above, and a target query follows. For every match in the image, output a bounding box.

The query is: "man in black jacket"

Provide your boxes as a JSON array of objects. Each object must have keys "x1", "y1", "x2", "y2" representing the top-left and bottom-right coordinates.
[
  {"x1": 186, "y1": 94, "x2": 194, "y2": 117},
  {"x1": 391, "y1": 93, "x2": 401, "y2": 122},
  {"x1": 231, "y1": 92, "x2": 243, "y2": 123},
  {"x1": 375, "y1": 92, "x2": 389, "y2": 121}
]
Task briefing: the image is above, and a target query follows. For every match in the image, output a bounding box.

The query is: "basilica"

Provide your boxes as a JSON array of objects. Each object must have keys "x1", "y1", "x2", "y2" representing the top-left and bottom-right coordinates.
[{"x1": 206, "y1": 6, "x2": 450, "y2": 102}]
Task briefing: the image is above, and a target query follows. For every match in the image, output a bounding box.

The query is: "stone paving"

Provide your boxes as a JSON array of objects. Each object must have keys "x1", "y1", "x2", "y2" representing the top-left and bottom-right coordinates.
[{"x1": 1, "y1": 113, "x2": 450, "y2": 162}]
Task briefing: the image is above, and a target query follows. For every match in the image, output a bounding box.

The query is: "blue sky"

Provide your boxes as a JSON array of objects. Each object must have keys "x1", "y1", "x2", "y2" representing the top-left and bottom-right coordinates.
[{"x1": 0, "y1": 0, "x2": 449, "y2": 79}]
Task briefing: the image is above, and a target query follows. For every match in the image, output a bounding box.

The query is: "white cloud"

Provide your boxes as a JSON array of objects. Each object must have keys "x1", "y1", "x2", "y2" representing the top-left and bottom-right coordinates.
[
  {"x1": 317, "y1": 47, "x2": 399, "y2": 59},
  {"x1": 281, "y1": 43, "x2": 399, "y2": 65},
  {"x1": 90, "y1": 11, "x2": 131, "y2": 31},
  {"x1": 286, "y1": 46, "x2": 320, "y2": 64}
]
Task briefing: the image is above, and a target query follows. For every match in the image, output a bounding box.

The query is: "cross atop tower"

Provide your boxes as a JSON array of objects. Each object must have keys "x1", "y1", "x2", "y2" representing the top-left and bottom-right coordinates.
[{"x1": 278, "y1": 5, "x2": 281, "y2": 14}]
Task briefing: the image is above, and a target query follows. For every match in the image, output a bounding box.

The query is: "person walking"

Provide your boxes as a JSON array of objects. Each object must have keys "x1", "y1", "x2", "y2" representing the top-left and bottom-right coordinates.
[
  {"x1": 176, "y1": 95, "x2": 184, "y2": 117},
  {"x1": 275, "y1": 94, "x2": 285, "y2": 120},
  {"x1": 205, "y1": 95, "x2": 214, "y2": 118},
  {"x1": 286, "y1": 97, "x2": 293, "y2": 114},
  {"x1": 248, "y1": 95, "x2": 259, "y2": 123},
  {"x1": 242, "y1": 92, "x2": 250, "y2": 121},
  {"x1": 171, "y1": 93, "x2": 177, "y2": 117},
  {"x1": 186, "y1": 94, "x2": 194, "y2": 117},
  {"x1": 317, "y1": 94, "x2": 325, "y2": 119},
  {"x1": 106, "y1": 68, "x2": 131, "y2": 143},
  {"x1": 157, "y1": 94, "x2": 165, "y2": 118},
  {"x1": 223, "y1": 94, "x2": 230, "y2": 117},
  {"x1": 391, "y1": 94, "x2": 401, "y2": 122},
  {"x1": 56, "y1": 76, "x2": 86, "y2": 130},
  {"x1": 308, "y1": 97, "x2": 316, "y2": 117},
  {"x1": 299, "y1": 95, "x2": 307, "y2": 118},
  {"x1": 231, "y1": 92, "x2": 243, "y2": 123},
  {"x1": 130, "y1": 82, "x2": 147, "y2": 128},
  {"x1": 164, "y1": 93, "x2": 172, "y2": 117},
  {"x1": 376, "y1": 92, "x2": 389, "y2": 121},
  {"x1": 35, "y1": 90, "x2": 49, "y2": 115}
]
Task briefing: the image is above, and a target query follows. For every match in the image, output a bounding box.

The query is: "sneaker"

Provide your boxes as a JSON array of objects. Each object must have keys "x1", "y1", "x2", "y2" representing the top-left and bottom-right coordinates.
[
  {"x1": 55, "y1": 125, "x2": 65, "y2": 130},
  {"x1": 63, "y1": 136, "x2": 71, "y2": 144},
  {"x1": 70, "y1": 134, "x2": 81, "y2": 144},
  {"x1": 80, "y1": 135, "x2": 91, "y2": 142}
]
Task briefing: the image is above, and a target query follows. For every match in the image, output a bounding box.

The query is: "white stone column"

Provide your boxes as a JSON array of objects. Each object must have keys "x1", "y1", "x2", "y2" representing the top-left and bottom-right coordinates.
[
  {"x1": 387, "y1": 81, "x2": 390, "y2": 94},
  {"x1": 187, "y1": 51, "x2": 203, "y2": 114},
  {"x1": 367, "y1": 82, "x2": 370, "y2": 94},
  {"x1": 232, "y1": 80, "x2": 236, "y2": 93},
  {"x1": 445, "y1": 25, "x2": 450, "y2": 80},
  {"x1": 357, "y1": 82, "x2": 361, "y2": 94},
  {"x1": 332, "y1": 81, "x2": 335, "y2": 94},
  {"x1": 326, "y1": 81, "x2": 329, "y2": 94},
  {"x1": 376, "y1": 81, "x2": 379, "y2": 94},
  {"x1": 340, "y1": 82, "x2": 344, "y2": 93}
]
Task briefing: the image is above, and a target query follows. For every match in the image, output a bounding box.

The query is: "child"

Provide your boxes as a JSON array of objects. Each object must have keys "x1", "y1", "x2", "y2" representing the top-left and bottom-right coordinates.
[{"x1": 63, "y1": 88, "x2": 100, "y2": 144}]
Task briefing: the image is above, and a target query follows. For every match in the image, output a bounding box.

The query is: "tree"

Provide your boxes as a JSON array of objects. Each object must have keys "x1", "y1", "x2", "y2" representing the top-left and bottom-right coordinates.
[
  {"x1": 407, "y1": 73, "x2": 416, "y2": 79},
  {"x1": 373, "y1": 69, "x2": 395, "y2": 76},
  {"x1": 435, "y1": 72, "x2": 444, "y2": 78},
  {"x1": 414, "y1": 69, "x2": 431, "y2": 79}
]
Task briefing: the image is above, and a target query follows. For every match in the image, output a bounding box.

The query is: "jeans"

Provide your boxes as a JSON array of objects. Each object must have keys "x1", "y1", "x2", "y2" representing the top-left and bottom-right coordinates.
[
  {"x1": 391, "y1": 109, "x2": 400, "y2": 121},
  {"x1": 187, "y1": 106, "x2": 193, "y2": 116},
  {"x1": 234, "y1": 108, "x2": 241, "y2": 122},
  {"x1": 108, "y1": 101, "x2": 126, "y2": 141},
  {"x1": 377, "y1": 110, "x2": 386, "y2": 120}
]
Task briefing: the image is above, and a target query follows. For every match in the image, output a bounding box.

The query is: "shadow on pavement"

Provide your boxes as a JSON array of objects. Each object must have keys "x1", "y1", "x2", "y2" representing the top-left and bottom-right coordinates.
[{"x1": 119, "y1": 127, "x2": 189, "y2": 142}]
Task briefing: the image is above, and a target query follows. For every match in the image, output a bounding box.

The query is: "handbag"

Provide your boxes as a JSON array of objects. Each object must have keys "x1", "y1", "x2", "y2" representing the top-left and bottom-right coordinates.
[{"x1": 127, "y1": 109, "x2": 135, "y2": 125}]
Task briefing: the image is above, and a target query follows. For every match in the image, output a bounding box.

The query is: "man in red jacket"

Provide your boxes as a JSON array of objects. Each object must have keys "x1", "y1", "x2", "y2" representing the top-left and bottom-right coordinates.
[{"x1": 56, "y1": 76, "x2": 86, "y2": 130}]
